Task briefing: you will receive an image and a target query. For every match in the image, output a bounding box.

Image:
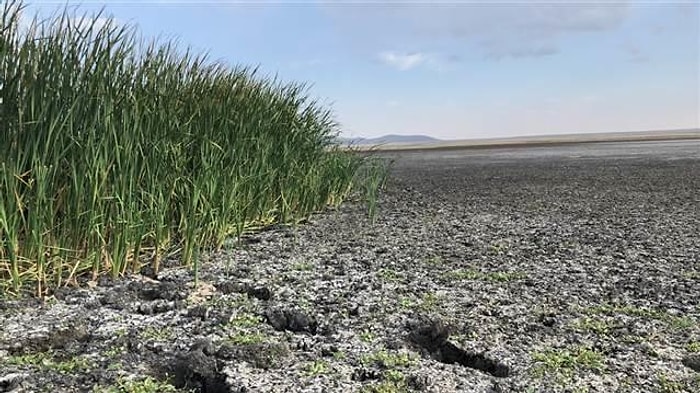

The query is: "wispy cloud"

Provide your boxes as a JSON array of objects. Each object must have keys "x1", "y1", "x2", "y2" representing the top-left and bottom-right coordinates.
[
  {"x1": 378, "y1": 51, "x2": 428, "y2": 71},
  {"x1": 324, "y1": 3, "x2": 629, "y2": 60}
]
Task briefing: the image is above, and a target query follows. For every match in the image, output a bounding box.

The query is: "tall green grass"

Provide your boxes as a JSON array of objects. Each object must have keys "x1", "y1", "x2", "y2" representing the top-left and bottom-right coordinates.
[{"x1": 0, "y1": 1, "x2": 367, "y2": 296}]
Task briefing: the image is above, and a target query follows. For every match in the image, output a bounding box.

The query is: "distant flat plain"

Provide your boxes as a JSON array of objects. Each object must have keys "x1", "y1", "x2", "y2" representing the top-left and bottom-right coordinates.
[{"x1": 363, "y1": 129, "x2": 700, "y2": 153}]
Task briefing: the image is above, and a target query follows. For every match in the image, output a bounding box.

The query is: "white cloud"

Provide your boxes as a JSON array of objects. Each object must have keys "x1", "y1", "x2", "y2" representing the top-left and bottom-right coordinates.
[{"x1": 378, "y1": 51, "x2": 427, "y2": 70}]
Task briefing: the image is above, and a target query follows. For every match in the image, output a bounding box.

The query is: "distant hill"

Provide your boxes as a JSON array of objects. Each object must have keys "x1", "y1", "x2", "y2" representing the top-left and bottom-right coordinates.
[{"x1": 337, "y1": 134, "x2": 440, "y2": 146}]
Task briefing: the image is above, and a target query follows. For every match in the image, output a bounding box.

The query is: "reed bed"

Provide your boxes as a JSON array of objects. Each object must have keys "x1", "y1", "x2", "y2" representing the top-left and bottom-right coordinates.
[{"x1": 0, "y1": 1, "x2": 374, "y2": 296}]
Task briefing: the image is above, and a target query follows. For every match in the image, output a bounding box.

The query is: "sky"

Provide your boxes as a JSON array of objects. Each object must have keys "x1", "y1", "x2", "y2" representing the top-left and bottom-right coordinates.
[{"x1": 19, "y1": 0, "x2": 700, "y2": 140}]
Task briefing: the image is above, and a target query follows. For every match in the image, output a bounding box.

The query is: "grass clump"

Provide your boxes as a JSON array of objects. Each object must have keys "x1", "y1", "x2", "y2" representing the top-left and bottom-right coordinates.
[
  {"x1": 582, "y1": 304, "x2": 696, "y2": 330},
  {"x1": 228, "y1": 312, "x2": 263, "y2": 328},
  {"x1": 687, "y1": 341, "x2": 700, "y2": 353},
  {"x1": 360, "y1": 350, "x2": 415, "y2": 369},
  {"x1": 354, "y1": 157, "x2": 392, "y2": 222},
  {"x1": 0, "y1": 1, "x2": 378, "y2": 296},
  {"x1": 3, "y1": 351, "x2": 90, "y2": 374},
  {"x1": 361, "y1": 380, "x2": 408, "y2": 393},
  {"x1": 359, "y1": 358, "x2": 412, "y2": 393},
  {"x1": 656, "y1": 373, "x2": 686, "y2": 393},
  {"x1": 227, "y1": 331, "x2": 267, "y2": 345},
  {"x1": 531, "y1": 346, "x2": 606, "y2": 378},
  {"x1": 378, "y1": 268, "x2": 403, "y2": 283},
  {"x1": 359, "y1": 329, "x2": 376, "y2": 343},
  {"x1": 416, "y1": 292, "x2": 445, "y2": 312},
  {"x1": 93, "y1": 376, "x2": 184, "y2": 393},
  {"x1": 569, "y1": 316, "x2": 617, "y2": 336},
  {"x1": 139, "y1": 326, "x2": 174, "y2": 341},
  {"x1": 443, "y1": 269, "x2": 525, "y2": 283},
  {"x1": 302, "y1": 359, "x2": 330, "y2": 377}
]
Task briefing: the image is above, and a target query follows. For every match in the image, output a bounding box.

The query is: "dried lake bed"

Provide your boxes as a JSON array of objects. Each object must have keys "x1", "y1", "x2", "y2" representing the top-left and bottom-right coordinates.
[{"x1": 1, "y1": 139, "x2": 699, "y2": 392}]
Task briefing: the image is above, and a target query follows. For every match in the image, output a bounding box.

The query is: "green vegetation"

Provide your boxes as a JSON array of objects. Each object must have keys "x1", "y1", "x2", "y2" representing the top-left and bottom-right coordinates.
[
  {"x1": 443, "y1": 269, "x2": 525, "y2": 283},
  {"x1": 687, "y1": 341, "x2": 700, "y2": 353},
  {"x1": 93, "y1": 376, "x2": 184, "y2": 393},
  {"x1": 0, "y1": 1, "x2": 381, "y2": 296},
  {"x1": 416, "y1": 292, "x2": 444, "y2": 312},
  {"x1": 425, "y1": 255, "x2": 444, "y2": 266},
  {"x1": 398, "y1": 296, "x2": 414, "y2": 309},
  {"x1": 359, "y1": 352, "x2": 413, "y2": 393},
  {"x1": 228, "y1": 312, "x2": 263, "y2": 328},
  {"x1": 361, "y1": 380, "x2": 408, "y2": 393},
  {"x1": 656, "y1": 373, "x2": 686, "y2": 393},
  {"x1": 360, "y1": 350, "x2": 415, "y2": 369},
  {"x1": 569, "y1": 316, "x2": 617, "y2": 336},
  {"x1": 227, "y1": 331, "x2": 267, "y2": 345},
  {"x1": 487, "y1": 240, "x2": 510, "y2": 255},
  {"x1": 378, "y1": 268, "x2": 403, "y2": 283},
  {"x1": 359, "y1": 329, "x2": 376, "y2": 343},
  {"x1": 3, "y1": 351, "x2": 90, "y2": 374},
  {"x1": 302, "y1": 359, "x2": 330, "y2": 377},
  {"x1": 582, "y1": 304, "x2": 696, "y2": 330},
  {"x1": 139, "y1": 326, "x2": 174, "y2": 341},
  {"x1": 354, "y1": 157, "x2": 392, "y2": 222},
  {"x1": 531, "y1": 346, "x2": 606, "y2": 378},
  {"x1": 292, "y1": 261, "x2": 313, "y2": 271}
]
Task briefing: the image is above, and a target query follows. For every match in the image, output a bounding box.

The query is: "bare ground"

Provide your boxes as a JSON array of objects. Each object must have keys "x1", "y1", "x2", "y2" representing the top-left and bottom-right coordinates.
[{"x1": 1, "y1": 140, "x2": 699, "y2": 392}]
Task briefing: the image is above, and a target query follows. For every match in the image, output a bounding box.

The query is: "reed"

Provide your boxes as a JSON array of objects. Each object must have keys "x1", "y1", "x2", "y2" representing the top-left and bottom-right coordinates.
[{"x1": 0, "y1": 1, "x2": 370, "y2": 296}]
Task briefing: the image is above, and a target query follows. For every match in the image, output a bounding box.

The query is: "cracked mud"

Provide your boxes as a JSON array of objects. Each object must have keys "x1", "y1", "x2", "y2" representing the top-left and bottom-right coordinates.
[{"x1": 1, "y1": 140, "x2": 699, "y2": 392}]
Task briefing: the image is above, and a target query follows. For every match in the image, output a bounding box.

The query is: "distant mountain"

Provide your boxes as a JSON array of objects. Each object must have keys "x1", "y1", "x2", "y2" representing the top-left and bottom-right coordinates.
[{"x1": 337, "y1": 134, "x2": 440, "y2": 146}]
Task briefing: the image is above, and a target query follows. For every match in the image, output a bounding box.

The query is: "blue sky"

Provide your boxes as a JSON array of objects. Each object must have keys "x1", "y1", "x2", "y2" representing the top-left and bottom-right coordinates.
[{"x1": 21, "y1": 1, "x2": 700, "y2": 140}]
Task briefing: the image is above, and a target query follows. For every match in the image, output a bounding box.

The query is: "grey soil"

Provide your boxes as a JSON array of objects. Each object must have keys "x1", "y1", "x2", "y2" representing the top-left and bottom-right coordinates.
[{"x1": 1, "y1": 140, "x2": 699, "y2": 392}]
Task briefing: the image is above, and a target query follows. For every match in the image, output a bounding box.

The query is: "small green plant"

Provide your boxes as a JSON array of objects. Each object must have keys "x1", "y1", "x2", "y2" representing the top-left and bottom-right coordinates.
[
  {"x1": 384, "y1": 370, "x2": 406, "y2": 383},
  {"x1": 303, "y1": 360, "x2": 329, "y2": 377},
  {"x1": 425, "y1": 255, "x2": 443, "y2": 266},
  {"x1": 92, "y1": 376, "x2": 182, "y2": 393},
  {"x1": 582, "y1": 304, "x2": 696, "y2": 330},
  {"x1": 139, "y1": 326, "x2": 174, "y2": 341},
  {"x1": 378, "y1": 268, "x2": 402, "y2": 283},
  {"x1": 487, "y1": 240, "x2": 510, "y2": 255},
  {"x1": 332, "y1": 350, "x2": 346, "y2": 360},
  {"x1": 416, "y1": 292, "x2": 444, "y2": 312},
  {"x1": 104, "y1": 344, "x2": 127, "y2": 358},
  {"x1": 398, "y1": 296, "x2": 413, "y2": 309},
  {"x1": 355, "y1": 158, "x2": 392, "y2": 223},
  {"x1": 228, "y1": 331, "x2": 267, "y2": 345},
  {"x1": 687, "y1": 341, "x2": 700, "y2": 353},
  {"x1": 359, "y1": 329, "x2": 376, "y2": 343},
  {"x1": 3, "y1": 352, "x2": 89, "y2": 374},
  {"x1": 292, "y1": 261, "x2": 313, "y2": 271},
  {"x1": 570, "y1": 316, "x2": 616, "y2": 336},
  {"x1": 229, "y1": 313, "x2": 263, "y2": 328},
  {"x1": 361, "y1": 350, "x2": 415, "y2": 368},
  {"x1": 531, "y1": 346, "x2": 606, "y2": 378},
  {"x1": 48, "y1": 356, "x2": 90, "y2": 373},
  {"x1": 657, "y1": 373, "x2": 685, "y2": 393},
  {"x1": 361, "y1": 380, "x2": 408, "y2": 393},
  {"x1": 4, "y1": 352, "x2": 50, "y2": 367},
  {"x1": 669, "y1": 316, "x2": 695, "y2": 330}
]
